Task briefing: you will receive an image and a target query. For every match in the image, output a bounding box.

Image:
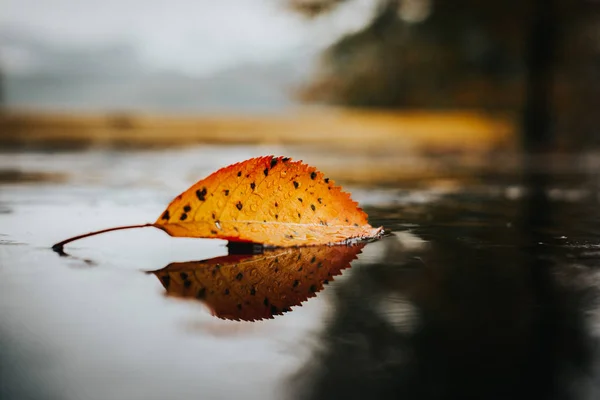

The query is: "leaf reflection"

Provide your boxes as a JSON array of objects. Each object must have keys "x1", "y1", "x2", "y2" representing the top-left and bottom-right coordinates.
[{"x1": 150, "y1": 244, "x2": 365, "y2": 321}]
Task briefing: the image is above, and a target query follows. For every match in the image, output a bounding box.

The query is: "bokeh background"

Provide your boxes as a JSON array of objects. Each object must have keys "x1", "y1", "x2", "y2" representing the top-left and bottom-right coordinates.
[{"x1": 3, "y1": 0, "x2": 598, "y2": 154}]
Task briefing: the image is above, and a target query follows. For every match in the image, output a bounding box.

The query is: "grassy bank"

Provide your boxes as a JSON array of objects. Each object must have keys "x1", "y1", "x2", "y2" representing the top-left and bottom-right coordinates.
[{"x1": 0, "y1": 108, "x2": 515, "y2": 153}]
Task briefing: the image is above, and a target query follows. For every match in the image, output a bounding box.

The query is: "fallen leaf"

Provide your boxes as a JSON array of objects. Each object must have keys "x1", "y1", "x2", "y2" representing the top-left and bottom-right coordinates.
[
  {"x1": 154, "y1": 156, "x2": 382, "y2": 247},
  {"x1": 52, "y1": 156, "x2": 382, "y2": 252},
  {"x1": 151, "y1": 243, "x2": 365, "y2": 321}
]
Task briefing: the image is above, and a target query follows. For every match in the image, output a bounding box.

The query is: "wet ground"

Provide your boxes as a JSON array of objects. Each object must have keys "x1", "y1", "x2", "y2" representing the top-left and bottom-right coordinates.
[{"x1": 2, "y1": 146, "x2": 600, "y2": 400}]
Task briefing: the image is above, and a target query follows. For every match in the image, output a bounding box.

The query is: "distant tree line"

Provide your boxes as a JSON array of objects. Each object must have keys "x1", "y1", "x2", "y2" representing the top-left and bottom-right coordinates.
[{"x1": 289, "y1": 0, "x2": 600, "y2": 149}]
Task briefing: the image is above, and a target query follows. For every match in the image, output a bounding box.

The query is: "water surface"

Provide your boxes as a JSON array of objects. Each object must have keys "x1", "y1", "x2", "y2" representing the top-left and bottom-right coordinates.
[{"x1": 2, "y1": 147, "x2": 600, "y2": 400}]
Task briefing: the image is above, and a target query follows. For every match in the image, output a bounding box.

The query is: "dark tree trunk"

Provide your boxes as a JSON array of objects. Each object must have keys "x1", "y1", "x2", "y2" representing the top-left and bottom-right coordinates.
[{"x1": 523, "y1": 0, "x2": 557, "y2": 152}]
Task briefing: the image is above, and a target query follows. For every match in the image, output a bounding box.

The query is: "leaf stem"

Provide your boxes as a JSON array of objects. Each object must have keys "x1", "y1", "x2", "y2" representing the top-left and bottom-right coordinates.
[{"x1": 51, "y1": 223, "x2": 155, "y2": 253}]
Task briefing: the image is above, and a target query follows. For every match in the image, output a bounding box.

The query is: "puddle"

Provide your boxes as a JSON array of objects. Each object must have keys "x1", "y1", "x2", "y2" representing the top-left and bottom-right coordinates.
[{"x1": 2, "y1": 147, "x2": 600, "y2": 400}]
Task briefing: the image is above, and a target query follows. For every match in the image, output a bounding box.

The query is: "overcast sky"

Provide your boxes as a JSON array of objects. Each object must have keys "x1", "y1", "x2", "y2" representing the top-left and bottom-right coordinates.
[{"x1": 1, "y1": 0, "x2": 375, "y2": 75}]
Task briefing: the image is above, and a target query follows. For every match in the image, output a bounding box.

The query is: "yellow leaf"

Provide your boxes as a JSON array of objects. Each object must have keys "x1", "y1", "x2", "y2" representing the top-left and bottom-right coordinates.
[
  {"x1": 52, "y1": 156, "x2": 382, "y2": 252},
  {"x1": 154, "y1": 156, "x2": 382, "y2": 247}
]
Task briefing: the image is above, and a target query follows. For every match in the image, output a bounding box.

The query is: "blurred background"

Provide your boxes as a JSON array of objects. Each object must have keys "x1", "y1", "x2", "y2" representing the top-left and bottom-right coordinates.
[{"x1": 3, "y1": 0, "x2": 598, "y2": 156}]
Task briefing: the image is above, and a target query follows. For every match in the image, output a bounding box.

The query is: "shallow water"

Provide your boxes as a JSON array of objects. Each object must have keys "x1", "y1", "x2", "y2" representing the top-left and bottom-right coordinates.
[{"x1": 2, "y1": 147, "x2": 600, "y2": 400}]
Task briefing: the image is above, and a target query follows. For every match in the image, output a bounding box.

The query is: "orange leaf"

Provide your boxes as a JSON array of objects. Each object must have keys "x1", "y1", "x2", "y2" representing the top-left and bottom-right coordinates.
[
  {"x1": 154, "y1": 156, "x2": 382, "y2": 247},
  {"x1": 51, "y1": 156, "x2": 382, "y2": 252},
  {"x1": 151, "y1": 244, "x2": 364, "y2": 321}
]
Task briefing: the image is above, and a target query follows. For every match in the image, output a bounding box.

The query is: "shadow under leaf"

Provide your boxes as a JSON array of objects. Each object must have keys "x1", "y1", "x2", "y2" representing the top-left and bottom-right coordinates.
[{"x1": 150, "y1": 243, "x2": 365, "y2": 321}]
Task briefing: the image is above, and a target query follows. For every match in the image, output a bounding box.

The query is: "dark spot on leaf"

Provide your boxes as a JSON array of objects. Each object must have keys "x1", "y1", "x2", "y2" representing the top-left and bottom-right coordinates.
[
  {"x1": 224, "y1": 189, "x2": 229, "y2": 196},
  {"x1": 298, "y1": 197, "x2": 303, "y2": 202},
  {"x1": 263, "y1": 168, "x2": 269, "y2": 177},
  {"x1": 345, "y1": 218, "x2": 349, "y2": 223},
  {"x1": 282, "y1": 157, "x2": 290, "y2": 162},
  {"x1": 236, "y1": 272, "x2": 243, "y2": 281},
  {"x1": 224, "y1": 288, "x2": 230, "y2": 295},
  {"x1": 317, "y1": 198, "x2": 322, "y2": 204},
  {"x1": 298, "y1": 266, "x2": 303, "y2": 272},
  {"x1": 298, "y1": 213, "x2": 301, "y2": 218},
  {"x1": 270, "y1": 305, "x2": 278, "y2": 314},
  {"x1": 184, "y1": 280, "x2": 191, "y2": 288},
  {"x1": 161, "y1": 211, "x2": 170, "y2": 220},
  {"x1": 250, "y1": 182, "x2": 256, "y2": 190},
  {"x1": 234, "y1": 227, "x2": 239, "y2": 232},
  {"x1": 311, "y1": 204, "x2": 316, "y2": 211},
  {"x1": 311, "y1": 256, "x2": 316, "y2": 263},
  {"x1": 183, "y1": 205, "x2": 191, "y2": 212},
  {"x1": 293, "y1": 181, "x2": 299, "y2": 189},
  {"x1": 317, "y1": 262, "x2": 323, "y2": 268},
  {"x1": 285, "y1": 234, "x2": 294, "y2": 239},
  {"x1": 324, "y1": 178, "x2": 330, "y2": 183},
  {"x1": 236, "y1": 202, "x2": 243, "y2": 210},
  {"x1": 161, "y1": 275, "x2": 170, "y2": 288},
  {"x1": 270, "y1": 158, "x2": 278, "y2": 168},
  {"x1": 309, "y1": 284, "x2": 317, "y2": 293},
  {"x1": 275, "y1": 214, "x2": 279, "y2": 219},
  {"x1": 264, "y1": 297, "x2": 269, "y2": 306},
  {"x1": 211, "y1": 229, "x2": 217, "y2": 234},
  {"x1": 323, "y1": 279, "x2": 329, "y2": 284},
  {"x1": 180, "y1": 272, "x2": 188, "y2": 280},
  {"x1": 310, "y1": 171, "x2": 317, "y2": 180},
  {"x1": 237, "y1": 171, "x2": 242, "y2": 177},
  {"x1": 180, "y1": 213, "x2": 188, "y2": 221},
  {"x1": 196, "y1": 187, "x2": 207, "y2": 201},
  {"x1": 197, "y1": 288, "x2": 206, "y2": 299},
  {"x1": 354, "y1": 223, "x2": 359, "y2": 227},
  {"x1": 250, "y1": 287, "x2": 256, "y2": 295},
  {"x1": 293, "y1": 280, "x2": 299, "y2": 287}
]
